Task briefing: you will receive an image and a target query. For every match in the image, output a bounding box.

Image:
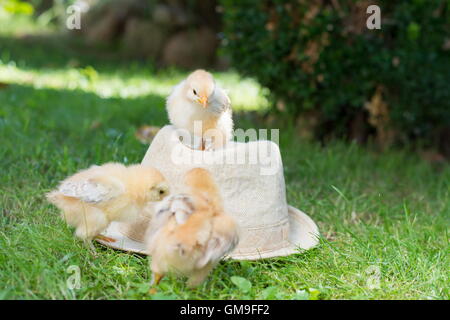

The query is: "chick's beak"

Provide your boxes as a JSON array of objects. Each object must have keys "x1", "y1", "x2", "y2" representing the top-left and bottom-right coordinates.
[{"x1": 198, "y1": 95, "x2": 208, "y2": 108}]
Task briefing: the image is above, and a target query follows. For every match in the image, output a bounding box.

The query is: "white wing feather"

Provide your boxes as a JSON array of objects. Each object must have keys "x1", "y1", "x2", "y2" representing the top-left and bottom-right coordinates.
[
  {"x1": 196, "y1": 231, "x2": 239, "y2": 269},
  {"x1": 58, "y1": 179, "x2": 119, "y2": 203},
  {"x1": 152, "y1": 194, "x2": 194, "y2": 227},
  {"x1": 209, "y1": 86, "x2": 231, "y2": 114}
]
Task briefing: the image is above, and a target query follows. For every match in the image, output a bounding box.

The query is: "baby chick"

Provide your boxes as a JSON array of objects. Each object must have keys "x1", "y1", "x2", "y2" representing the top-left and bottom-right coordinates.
[
  {"x1": 166, "y1": 69, "x2": 233, "y2": 150},
  {"x1": 47, "y1": 163, "x2": 169, "y2": 250},
  {"x1": 146, "y1": 168, "x2": 239, "y2": 287}
]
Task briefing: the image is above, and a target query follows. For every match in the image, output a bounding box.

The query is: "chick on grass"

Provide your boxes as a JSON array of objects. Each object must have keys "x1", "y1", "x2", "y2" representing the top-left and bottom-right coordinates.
[
  {"x1": 167, "y1": 69, "x2": 233, "y2": 151},
  {"x1": 47, "y1": 163, "x2": 169, "y2": 251},
  {"x1": 146, "y1": 168, "x2": 239, "y2": 287}
]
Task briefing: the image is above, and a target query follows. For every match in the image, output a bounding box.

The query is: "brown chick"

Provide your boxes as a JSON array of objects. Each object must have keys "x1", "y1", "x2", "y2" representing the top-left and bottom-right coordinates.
[
  {"x1": 146, "y1": 168, "x2": 239, "y2": 287},
  {"x1": 47, "y1": 163, "x2": 169, "y2": 250}
]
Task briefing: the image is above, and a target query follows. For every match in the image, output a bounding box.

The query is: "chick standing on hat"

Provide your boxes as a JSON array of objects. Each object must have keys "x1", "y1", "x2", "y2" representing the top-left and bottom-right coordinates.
[
  {"x1": 146, "y1": 168, "x2": 239, "y2": 287},
  {"x1": 166, "y1": 70, "x2": 233, "y2": 150},
  {"x1": 46, "y1": 163, "x2": 169, "y2": 251}
]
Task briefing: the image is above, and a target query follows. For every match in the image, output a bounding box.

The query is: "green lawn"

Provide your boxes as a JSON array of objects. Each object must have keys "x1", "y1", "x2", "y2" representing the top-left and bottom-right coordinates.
[{"x1": 0, "y1": 17, "x2": 448, "y2": 300}]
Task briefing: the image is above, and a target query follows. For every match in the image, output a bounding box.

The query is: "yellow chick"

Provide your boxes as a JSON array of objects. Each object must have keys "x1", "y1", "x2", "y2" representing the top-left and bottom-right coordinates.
[
  {"x1": 146, "y1": 168, "x2": 239, "y2": 287},
  {"x1": 166, "y1": 69, "x2": 233, "y2": 150},
  {"x1": 47, "y1": 163, "x2": 169, "y2": 249}
]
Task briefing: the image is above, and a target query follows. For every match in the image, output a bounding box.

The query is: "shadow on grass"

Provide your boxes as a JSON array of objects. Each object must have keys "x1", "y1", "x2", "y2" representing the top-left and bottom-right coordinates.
[
  {"x1": 0, "y1": 83, "x2": 168, "y2": 175},
  {"x1": 0, "y1": 33, "x2": 156, "y2": 74},
  {"x1": 0, "y1": 83, "x2": 167, "y2": 125}
]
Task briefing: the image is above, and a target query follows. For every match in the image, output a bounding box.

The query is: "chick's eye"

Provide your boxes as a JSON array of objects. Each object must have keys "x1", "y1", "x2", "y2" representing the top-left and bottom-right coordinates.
[
  {"x1": 193, "y1": 89, "x2": 197, "y2": 95},
  {"x1": 159, "y1": 189, "x2": 165, "y2": 195}
]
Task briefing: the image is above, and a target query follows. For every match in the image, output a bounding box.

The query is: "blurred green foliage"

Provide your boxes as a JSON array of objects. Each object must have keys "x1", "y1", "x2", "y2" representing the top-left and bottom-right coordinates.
[
  {"x1": 221, "y1": 0, "x2": 450, "y2": 145},
  {"x1": 1, "y1": 0, "x2": 34, "y2": 15}
]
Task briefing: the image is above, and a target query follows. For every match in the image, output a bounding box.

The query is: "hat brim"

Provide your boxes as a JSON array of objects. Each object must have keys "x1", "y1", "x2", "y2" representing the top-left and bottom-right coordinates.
[{"x1": 96, "y1": 205, "x2": 320, "y2": 260}]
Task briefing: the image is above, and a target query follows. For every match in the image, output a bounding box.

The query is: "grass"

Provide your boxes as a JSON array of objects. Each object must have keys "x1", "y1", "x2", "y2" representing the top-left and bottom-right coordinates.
[{"x1": 0, "y1": 16, "x2": 449, "y2": 300}]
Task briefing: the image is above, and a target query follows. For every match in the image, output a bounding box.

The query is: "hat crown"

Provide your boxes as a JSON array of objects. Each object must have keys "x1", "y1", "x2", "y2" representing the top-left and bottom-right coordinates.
[{"x1": 113, "y1": 125, "x2": 319, "y2": 260}]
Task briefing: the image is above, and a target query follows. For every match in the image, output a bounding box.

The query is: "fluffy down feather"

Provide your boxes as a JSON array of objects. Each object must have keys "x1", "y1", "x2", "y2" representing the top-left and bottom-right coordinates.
[
  {"x1": 47, "y1": 163, "x2": 169, "y2": 243},
  {"x1": 146, "y1": 168, "x2": 239, "y2": 287},
  {"x1": 166, "y1": 69, "x2": 233, "y2": 150}
]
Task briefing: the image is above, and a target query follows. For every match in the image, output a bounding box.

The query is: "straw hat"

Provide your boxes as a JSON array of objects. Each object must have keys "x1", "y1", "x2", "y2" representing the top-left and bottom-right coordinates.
[{"x1": 97, "y1": 125, "x2": 320, "y2": 260}]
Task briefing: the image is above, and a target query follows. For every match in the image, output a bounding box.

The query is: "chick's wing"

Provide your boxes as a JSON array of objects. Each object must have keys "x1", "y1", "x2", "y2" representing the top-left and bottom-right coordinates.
[
  {"x1": 58, "y1": 177, "x2": 123, "y2": 204},
  {"x1": 209, "y1": 86, "x2": 231, "y2": 114},
  {"x1": 196, "y1": 215, "x2": 239, "y2": 268}
]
